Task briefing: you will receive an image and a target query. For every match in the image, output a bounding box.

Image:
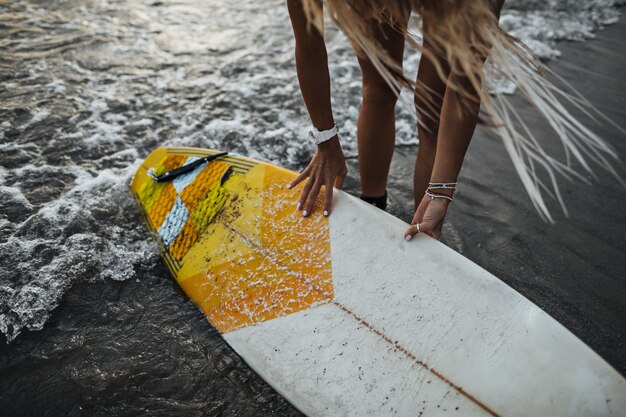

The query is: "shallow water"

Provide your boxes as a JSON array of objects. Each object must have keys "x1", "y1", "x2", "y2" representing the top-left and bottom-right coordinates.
[{"x1": 0, "y1": 0, "x2": 624, "y2": 415}]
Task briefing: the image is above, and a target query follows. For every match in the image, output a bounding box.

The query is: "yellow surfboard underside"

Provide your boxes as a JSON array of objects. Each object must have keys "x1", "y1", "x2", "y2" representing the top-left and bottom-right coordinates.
[{"x1": 131, "y1": 147, "x2": 333, "y2": 334}]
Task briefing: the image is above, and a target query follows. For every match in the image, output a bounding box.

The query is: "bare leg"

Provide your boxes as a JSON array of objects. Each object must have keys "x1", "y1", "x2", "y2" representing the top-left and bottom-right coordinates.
[{"x1": 356, "y1": 20, "x2": 406, "y2": 199}]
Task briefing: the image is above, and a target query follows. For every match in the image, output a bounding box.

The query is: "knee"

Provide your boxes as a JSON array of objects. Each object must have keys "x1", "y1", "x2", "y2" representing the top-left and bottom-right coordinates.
[{"x1": 362, "y1": 81, "x2": 398, "y2": 110}]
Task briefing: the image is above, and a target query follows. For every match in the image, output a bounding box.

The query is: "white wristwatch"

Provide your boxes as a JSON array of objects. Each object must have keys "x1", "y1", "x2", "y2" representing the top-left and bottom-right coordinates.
[{"x1": 309, "y1": 123, "x2": 339, "y2": 145}]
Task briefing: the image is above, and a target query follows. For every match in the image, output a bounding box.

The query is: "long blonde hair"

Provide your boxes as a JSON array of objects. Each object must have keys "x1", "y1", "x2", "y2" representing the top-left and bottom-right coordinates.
[{"x1": 301, "y1": 0, "x2": 621, "y2": 221}]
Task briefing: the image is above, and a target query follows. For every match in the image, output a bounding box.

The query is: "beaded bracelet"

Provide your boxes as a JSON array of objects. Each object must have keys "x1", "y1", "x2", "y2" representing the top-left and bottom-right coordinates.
[{"x1": 428, "y1": 181, "x2": 457, "y2": 190}]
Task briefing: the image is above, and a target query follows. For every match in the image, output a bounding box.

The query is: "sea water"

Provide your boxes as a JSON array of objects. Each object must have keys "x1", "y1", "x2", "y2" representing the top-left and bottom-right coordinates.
[{"x1": 0, "y1": 0, "x2": 623, "y2": 412}]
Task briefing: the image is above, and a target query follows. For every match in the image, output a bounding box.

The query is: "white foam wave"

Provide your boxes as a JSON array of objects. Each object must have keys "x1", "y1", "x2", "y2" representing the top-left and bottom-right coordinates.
[{"x1": 0, "y1": 163, "x2": 158, "y2": 342}]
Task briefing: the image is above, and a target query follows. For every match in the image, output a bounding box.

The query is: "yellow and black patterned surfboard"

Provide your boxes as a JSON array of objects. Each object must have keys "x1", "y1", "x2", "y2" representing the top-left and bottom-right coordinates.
[{"x1": 131, "y1": 146, "x2": 333, "y2": 334}]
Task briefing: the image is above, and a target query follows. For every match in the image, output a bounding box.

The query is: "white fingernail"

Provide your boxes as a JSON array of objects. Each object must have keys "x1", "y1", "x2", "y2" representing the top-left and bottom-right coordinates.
[
  {"x1": 323, "y1": 210, "x2": 329, "y2": 216},
  {"x1": 288, "y1": 184, "x2": 293, "y2": 189},
  {"x1": 296, "y1": 202, "x2": 301, "y2": 209},
  {"x1": 405, "y1": 235, "x2": 412, "y2": 241},
  {"x1": 303, "y1": 210, "x2": 308, "y2": 217}
]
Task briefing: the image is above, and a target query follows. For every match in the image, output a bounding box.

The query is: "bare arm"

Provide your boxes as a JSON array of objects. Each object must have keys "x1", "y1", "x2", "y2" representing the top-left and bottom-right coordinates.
[
  {"x1": 405, "y1": 2, "x2": 504, "y2": 241},
  {"x1": 287, "y1": 0, "x2": 334, "y2": 131},
  {"x1": 429, "y1": 76, "x2": 481, "y2": 190},
  {"x1": 287, "y1": 0, "x2": 347, "y2": 217}
]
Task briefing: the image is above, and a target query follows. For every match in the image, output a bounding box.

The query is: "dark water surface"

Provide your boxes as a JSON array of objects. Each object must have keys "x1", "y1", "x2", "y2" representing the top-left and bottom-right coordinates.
[{"x1": 1, "y1": 0, "x2": 625, "y2": 416}]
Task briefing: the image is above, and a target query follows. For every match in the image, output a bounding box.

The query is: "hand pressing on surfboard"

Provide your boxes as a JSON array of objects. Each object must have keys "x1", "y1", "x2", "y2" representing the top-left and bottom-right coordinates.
[
  {"x1": 288, "y1": 136, "x2": 348, "y2": 217},
  {"x1": 404, "y1": 194, "x2": 450, "y2": 241}
]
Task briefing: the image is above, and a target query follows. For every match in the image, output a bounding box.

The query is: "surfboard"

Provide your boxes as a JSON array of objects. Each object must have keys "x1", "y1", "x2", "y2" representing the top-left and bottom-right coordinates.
[{"x1": 131, "y1": 146, "x2": 626, "y2": 417}]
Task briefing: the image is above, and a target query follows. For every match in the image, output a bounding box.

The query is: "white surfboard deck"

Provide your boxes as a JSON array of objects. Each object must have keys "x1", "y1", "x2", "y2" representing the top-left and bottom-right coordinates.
[
  {"x1": 132, "y1": 148, "x2": 625, "y2": 417},
  {"x1": 224, "y1": 191, "x2": 625, "y2": 417}
]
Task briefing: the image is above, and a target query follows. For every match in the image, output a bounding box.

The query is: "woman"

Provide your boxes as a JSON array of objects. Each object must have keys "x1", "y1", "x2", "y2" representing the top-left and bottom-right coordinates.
[{"x1": 286, "y1": 0, "x2": 618, "y2": 240}]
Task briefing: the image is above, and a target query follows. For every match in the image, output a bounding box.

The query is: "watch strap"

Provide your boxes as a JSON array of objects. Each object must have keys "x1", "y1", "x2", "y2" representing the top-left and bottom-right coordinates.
[{"x1": 309, "y1": 123, "x2": 339, "y2": 145}]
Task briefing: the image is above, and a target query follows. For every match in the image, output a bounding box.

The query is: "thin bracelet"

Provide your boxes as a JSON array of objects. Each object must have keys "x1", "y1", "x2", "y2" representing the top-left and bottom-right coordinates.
[{"x1": 425, "y1": 190, "x2": 454, "y2": 202}]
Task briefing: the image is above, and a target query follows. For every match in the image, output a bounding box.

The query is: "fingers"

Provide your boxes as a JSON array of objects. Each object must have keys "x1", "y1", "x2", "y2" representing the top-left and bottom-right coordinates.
[
  {"x1": 403, "y1": 216, "x2": 438, "y2": 241},
  {"x1": 334, "y1": 165, "x2": 347, "y2": 189},
  {"x1": 290, "y1": 161, "x2": 346, "y2": 217},
  {"x1": 403, "y1": 222, "x2": 421, "y2": 241},
  {"x1": 413, "y1": 194, "x2": 429, "y2": 224},
  {"x1": 405, "y1": 199, "x2": 426, "y2": 240},
  {"x1": 334, "y1": 175, "x2": 344, "y2": 190},
  {"x1": 404, "y1": 199, "x2": 448, "y2": 241},
  {"x1": 323, "y1": 182, "x2": 333, "y2": 217},
  {"x1": 297, "y1": 175, "x2": 315, "y2": 211},
  {"x1": 430, "y1": 220, "x2": 444, "y2": 240},
  {"x1": 416, "y1": 213, "x2": 438, "y2": 237},
  {"x1": 288, "y1": 167, "x2": 310, "y2": 190},
  {"x1": 410, "y1": 207, "x2": 422, "y2": 228},
  {"x1": 324, "y1": 165, "x2": 346, "y2": 216},
  {"x1": 302, "y1": 177, "x2": 322, "y2": 217},
  {"x1": 293, "y1": 173, "x2": 330, "y2": 217}
]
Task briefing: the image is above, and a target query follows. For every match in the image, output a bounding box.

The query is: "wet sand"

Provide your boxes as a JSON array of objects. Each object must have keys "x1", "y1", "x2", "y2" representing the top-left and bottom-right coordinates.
[{"x1": 1, "y1": 8, "x2": 625, "y2": 417}]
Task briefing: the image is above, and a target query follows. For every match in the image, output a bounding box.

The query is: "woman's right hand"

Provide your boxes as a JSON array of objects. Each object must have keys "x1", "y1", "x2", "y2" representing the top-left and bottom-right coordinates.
[{"x1": 288, "y1": 136, "x2": 348, "y2": 217}]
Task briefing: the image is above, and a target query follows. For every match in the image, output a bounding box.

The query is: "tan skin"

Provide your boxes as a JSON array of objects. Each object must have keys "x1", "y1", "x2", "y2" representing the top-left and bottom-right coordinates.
[{"x1": 287, "y1": 0, "x2": 503, "y2": 240}]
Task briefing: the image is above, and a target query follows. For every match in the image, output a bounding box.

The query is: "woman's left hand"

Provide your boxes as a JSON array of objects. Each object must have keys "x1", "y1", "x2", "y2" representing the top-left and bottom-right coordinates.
[{"x1": 404, "y1": 194, "x2": 451, "y2": 241}]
